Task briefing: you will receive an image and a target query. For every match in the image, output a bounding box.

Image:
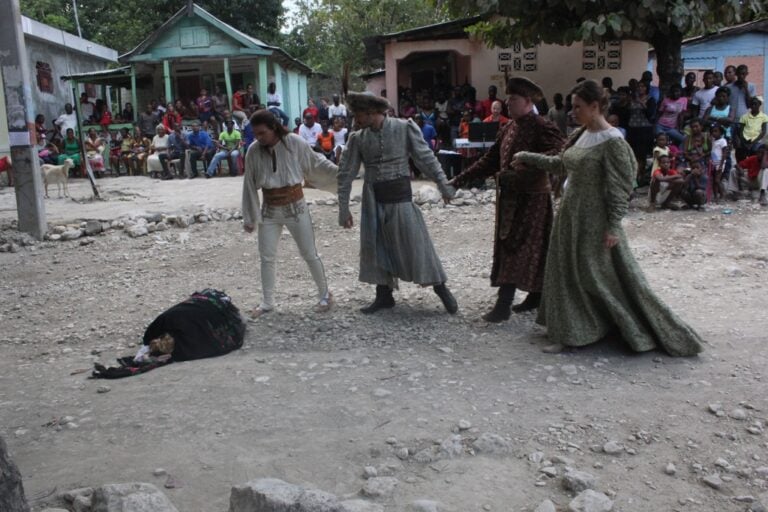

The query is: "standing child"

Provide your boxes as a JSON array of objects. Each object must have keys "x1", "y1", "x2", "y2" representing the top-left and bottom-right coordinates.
[
  {"x1": 710, "y1": 124, "x2": 730, "y2": 202},
  {"x1": 331, "y1": 116, "x2": 348, "y2": 163},
  {"x1": 651, "y1": 132, "x2": 671, "y2": 172},
  {"x1": 316, "y1": 119, "x2": 335, "y2": 161}
]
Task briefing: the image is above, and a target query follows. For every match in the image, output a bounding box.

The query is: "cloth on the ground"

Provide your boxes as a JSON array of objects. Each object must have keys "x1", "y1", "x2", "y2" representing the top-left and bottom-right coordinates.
[{"x1": 91, "y1": 289, "x2": 246, "y2": 379}]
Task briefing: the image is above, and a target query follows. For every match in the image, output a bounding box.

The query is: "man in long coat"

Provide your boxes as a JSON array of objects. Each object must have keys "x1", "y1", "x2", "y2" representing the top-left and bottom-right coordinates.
[
  {"x1": 337, "y1": 92, "x2": 458, "y2": 314},
  {"x1": 451, "y1": 78, "x2": 565, "y2": 322}
]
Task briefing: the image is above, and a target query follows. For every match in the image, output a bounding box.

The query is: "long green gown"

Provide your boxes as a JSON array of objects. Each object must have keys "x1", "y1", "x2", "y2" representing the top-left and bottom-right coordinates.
[{"x1": 516, "y1": 128, "x2": 703, "y2": 357}]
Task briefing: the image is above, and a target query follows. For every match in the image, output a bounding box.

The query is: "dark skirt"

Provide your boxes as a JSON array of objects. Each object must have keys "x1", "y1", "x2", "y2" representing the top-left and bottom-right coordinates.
[{"x1": 491, "y1": 191, "x2": 553, "y2": 291}]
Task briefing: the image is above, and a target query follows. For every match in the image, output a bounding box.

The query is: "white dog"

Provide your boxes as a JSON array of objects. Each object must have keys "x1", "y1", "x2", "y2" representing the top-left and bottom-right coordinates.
[{"x1": 41, "y1": 158, "x2": 74, "y2": 198}]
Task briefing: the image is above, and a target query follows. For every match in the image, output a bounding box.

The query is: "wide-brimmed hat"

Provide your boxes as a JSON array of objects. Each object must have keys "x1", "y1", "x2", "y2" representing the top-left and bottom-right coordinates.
[
  {"x1": 346, "y1": 91, "x2": 390, "y2": 113},
  {"x1": 506, "y1": 77, "x2": 544, "y2": 102}
]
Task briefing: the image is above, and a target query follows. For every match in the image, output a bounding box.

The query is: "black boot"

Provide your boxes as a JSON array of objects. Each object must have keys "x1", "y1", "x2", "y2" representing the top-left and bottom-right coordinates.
[
  {"x1": 482, "y1": 285, "x2": 515, "y2": 323},
  {"x1": 433, "y1": 283, "x2": 458, "y2": 314},
  {"x1": 512, "y1": 291, "x2": 541, "y2": 313},
  {"x1": 360, "y1": 285, "x2": 395, "y2": 314}
]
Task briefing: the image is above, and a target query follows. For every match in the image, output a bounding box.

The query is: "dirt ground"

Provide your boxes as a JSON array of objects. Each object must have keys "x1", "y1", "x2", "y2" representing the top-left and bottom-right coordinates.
[{"x1": 0, "y1": 175, "x2": 767, "y2": 512}]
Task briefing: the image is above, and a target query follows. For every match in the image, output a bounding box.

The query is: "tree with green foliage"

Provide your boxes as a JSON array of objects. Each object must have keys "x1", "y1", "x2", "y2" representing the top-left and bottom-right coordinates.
[
  {"x1": 442, "y1": 0, "x2": 766, "y2": 92},
  {"x1": 21, "y1": 0, "x2": 284, "y2": 53},
  {"x1": 282, "y1": 0, "x2": 448, "y2": 90}
]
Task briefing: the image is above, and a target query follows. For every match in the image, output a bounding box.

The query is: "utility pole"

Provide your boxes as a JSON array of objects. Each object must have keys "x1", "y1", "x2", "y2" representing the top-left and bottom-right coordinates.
[
  {"x1": 0, "y1": 0, "x2": 47, "y2": 240},
  {"x1": 72, "y1": 0, "x2": 83, "y2": 38}
]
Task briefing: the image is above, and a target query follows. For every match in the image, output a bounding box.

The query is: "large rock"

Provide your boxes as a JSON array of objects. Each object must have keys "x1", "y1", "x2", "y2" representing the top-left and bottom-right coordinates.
[
  {"x1": 471, "y1": 433, "x2": 512, "y2": 455},
  {"x1": 90, "y1": 482, "x2": 178, "y2": 512},
  {"x1": 361, "y1": 477, "x2": 399, "y2": 499},
  {"x1": 413, "y1": 185, "x2": 441, "y2": 205},
  {"x1": 408, "y1": 499, "x2": 442, "y2": 511},
  {"x1": 439, "y1": 435, "x2": 464, "y2": 458},
  {"x1": 60, "y1": 229, "x2": 83, "y2": 241},
  {"x1": 568, "y1": 490, "x2": 613, "y2": 512},
  {"x1": 127, "y1": 225, "x2": 149, "y2": 238},
  {"x1": 562, "y1": 470, "x2": 596, "y2": 493},
  {"x1": 229, "y1": 478, "x2": 341, "y2": 512},
  {"x1": 0, "y1": 435, "x2": 30, "y2": 512},
  {"x1": 84, "y1": 220, "x2": 103, "y2": 236},
  {"x1": 535, "y1": 499, "x2": 557, "y2": 512},
  {"x1": 339, "y1": 500, "x2": 384, "y2": 512}
]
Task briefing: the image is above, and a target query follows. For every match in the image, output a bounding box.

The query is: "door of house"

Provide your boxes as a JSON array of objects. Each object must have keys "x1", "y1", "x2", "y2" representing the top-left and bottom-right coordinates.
[
  {"x1": 411, "y1": 70, "x2": 435, "y2": 92},
  {"x1": 175, "y1": 76, "x2": 201, "y2": 105}
]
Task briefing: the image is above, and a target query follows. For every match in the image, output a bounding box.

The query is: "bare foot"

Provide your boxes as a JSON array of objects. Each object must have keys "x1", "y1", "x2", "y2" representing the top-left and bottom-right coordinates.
[
  {"x1": 541, "y1": 343, "x2": 564, "y2": 354},
  {"x1": 250, "y1": 306, "x2": 272, "y2": 318}
]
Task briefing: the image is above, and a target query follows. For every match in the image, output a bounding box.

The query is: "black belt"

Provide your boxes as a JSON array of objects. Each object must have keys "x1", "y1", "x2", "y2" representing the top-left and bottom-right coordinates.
[{"x1": 372, "y1": 176, "x2": 412, "y2": 203}]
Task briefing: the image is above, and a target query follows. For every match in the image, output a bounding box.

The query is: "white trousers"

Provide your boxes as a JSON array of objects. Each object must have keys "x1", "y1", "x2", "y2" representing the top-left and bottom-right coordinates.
[{"x1": 257, "y1": 199, "x2": 328, "y2": 310}]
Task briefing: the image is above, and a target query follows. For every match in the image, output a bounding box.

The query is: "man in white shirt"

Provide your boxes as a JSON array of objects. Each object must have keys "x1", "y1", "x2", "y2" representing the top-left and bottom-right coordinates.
[
  {"x1": 79, "y1": 93, "x2": 95, "y2": 122},
  {"x1": 691, "y1": 70, "x2": 718, "y2": 118},
  {"x1": 54, "y1": 103, "x2": 77, "y2": 136},
  {"x1": 328, "y1": 94, "x2": 347, "y2": 119},
  {"x1": 242, "y1": 110, "x2": 338, "y2": 317},
  {"x1": 298, "y1": 113, "x2": 322, "y2": 147}
]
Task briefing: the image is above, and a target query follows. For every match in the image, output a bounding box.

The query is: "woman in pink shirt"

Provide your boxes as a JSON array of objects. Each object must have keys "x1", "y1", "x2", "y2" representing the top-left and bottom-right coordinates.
[{"x1": 655, "y1": 84, "x2": 688, "y2": 145}]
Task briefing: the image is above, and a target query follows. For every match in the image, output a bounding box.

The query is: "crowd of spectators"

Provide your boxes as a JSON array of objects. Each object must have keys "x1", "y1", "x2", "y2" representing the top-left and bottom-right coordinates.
[
  {"x1": 389, "y1": 65, "x2": 768, "y2": 209},
  {"x1": 35, "y1": 81, "x2": 352, "y2": 179},
  {"x1": 34, "y1": 64, "x2": 768, "y2": 207}
]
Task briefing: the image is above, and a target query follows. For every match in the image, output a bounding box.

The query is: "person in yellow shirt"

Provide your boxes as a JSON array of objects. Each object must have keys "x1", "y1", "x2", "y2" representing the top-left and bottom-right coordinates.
[
  {"x1": 207, "y1": 120, "x2": 242, "y2": 177},
  {"x1": 739, "y1": 96, "x2": 768, "y2": 159}
]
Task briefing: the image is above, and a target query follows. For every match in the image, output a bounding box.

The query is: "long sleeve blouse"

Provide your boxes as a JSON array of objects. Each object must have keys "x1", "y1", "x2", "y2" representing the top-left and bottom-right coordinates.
[{"x1": 242, "y1": 133, "x2": 338, "y2": 226}]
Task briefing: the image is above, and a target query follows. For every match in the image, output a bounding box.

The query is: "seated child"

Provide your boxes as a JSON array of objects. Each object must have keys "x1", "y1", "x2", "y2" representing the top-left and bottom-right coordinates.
[
  {"x1": 38, "y1": 143, "x2": 60, "y2": 165},
  {"x1": 734, "y1": 145, "x2": 768, "y2": 205},
  {"x1": 649, "y1": 154, "x2": 685, "y2": 210},
  {"x1": 681, "y1": 160, "x2": 708, "y2": 209}
]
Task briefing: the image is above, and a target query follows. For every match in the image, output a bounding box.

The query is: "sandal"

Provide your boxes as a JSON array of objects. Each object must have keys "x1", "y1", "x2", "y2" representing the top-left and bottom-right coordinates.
[
  {"x1": 314, "y1": 291, "x2": 334, "y2": 313},
  {"x1": 250, "y1": 306, "x2": 272, "y2": 318}
]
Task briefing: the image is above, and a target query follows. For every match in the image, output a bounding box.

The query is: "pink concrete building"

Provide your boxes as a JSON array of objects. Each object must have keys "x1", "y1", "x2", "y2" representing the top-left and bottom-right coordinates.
[{"x1": 366, "y1": 16, "x2": 649, "y2": 113}]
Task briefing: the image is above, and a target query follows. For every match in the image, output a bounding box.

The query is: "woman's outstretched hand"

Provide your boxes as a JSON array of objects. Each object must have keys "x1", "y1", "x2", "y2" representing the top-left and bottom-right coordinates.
[{"x1": 604, "y1": 231, "x2": 619, "y2": 249}]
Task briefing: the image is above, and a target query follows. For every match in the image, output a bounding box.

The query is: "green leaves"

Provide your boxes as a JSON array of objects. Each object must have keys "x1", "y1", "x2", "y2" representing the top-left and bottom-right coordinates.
[
  {"x1": 21, "y1": 0, "x2": 284, "y2": 53},
  {"x1": 281, "y1": 0, "x2": 449, "y2": 84}
]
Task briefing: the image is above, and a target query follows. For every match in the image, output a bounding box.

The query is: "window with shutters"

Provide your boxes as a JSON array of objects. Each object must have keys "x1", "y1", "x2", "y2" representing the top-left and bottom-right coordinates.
[{"x1": 180, "y1": 27, "x2": 210, "y2": 48}]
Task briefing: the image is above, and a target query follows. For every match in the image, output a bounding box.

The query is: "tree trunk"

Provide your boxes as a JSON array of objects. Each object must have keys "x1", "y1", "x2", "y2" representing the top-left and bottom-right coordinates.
[
  {"x1": 0, "y1": 435, "x2": 30, "y2": 512},
  {"x1": 651, "y1": 28, "x2": 684, "y2": 98}
]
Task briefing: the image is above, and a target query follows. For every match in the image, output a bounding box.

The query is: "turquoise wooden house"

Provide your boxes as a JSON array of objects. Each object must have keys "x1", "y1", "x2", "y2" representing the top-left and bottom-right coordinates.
[
  {"x1": 649, "y1": 19, "x2": 768, "y2": 96},
  {"x1": 63, "y1": 2, "x2": 310, "y2": 128}
]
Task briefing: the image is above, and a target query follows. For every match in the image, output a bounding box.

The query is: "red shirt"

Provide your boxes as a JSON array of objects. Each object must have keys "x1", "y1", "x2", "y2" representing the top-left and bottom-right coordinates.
[
  {"x1": 232, "y1": 91, "x2": 245, "y2": 111},
  {"x1": 303, "y1": 106, "x2": 319, "y2": 122},
  {"x1": 483, "y1": 115, "x2": 509, "y2": 126},
  {"x1": 162, "y1": 112, "x2": 182, "y2": 132},
  {"x1": 652, "y1": 167, "x2": 679, "y2": 180},
  {"x1": 480, "y1": 98, "x2": 496, "y2": 119},
  {"x1": 738, "y1": 154, "x2": 768, "y2": 179}
]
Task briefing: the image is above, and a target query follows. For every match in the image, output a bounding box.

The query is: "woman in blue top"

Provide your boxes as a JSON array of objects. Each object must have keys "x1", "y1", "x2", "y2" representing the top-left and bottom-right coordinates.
[{"x1": 704, "y1": 87, "x2": 735, "y2": 138}]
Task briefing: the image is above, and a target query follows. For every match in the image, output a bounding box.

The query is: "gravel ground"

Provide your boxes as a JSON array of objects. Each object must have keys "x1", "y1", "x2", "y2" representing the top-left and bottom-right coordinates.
[{"x1": 0, "y1": 176, "x2": 767, "y2": 511}]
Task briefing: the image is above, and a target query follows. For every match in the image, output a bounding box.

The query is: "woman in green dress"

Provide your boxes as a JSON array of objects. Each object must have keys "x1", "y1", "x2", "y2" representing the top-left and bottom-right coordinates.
[
  {"x1": 57, "y1": 128, "x2": 82, "y2": 167},
  {"x1": 513, "y1": 80, "x2": 703, "y2": 357}
]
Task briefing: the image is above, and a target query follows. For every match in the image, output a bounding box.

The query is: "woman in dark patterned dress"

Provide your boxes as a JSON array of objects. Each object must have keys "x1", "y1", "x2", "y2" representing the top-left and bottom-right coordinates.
[{"x1": 450, "y1": 78, "x2": 565, "y2": 322}]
